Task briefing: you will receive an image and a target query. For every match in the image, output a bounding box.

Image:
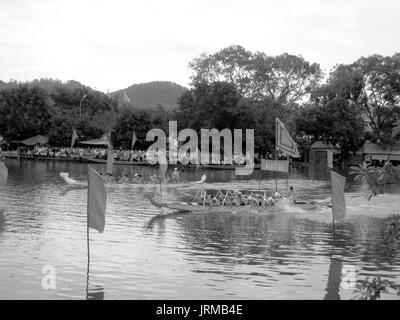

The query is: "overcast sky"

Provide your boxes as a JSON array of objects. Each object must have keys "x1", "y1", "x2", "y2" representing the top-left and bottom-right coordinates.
[{"x1": 0, "y1": 0, "x2": 398, "y2": 92}]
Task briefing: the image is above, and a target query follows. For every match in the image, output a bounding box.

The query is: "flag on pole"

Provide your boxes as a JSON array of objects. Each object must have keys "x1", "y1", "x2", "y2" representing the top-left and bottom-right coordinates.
[
  {"x1": 159, "y1": 152, "x2": 168, "y2": 183},
  {"x1": 71, "y1": 128, "x2": 78, "y2": 148},
  {"x1": 327, "y1": 150, "x2": 334, "y2": 169},
  {"x1": 0, "y1": 160, "x2": 8, "y2": 185},
  {"x1": 196, "y1": 147, "x2": 200, "y2": 170},
  {"x1": 159, "y1": 163, "x2": 168, "y2": 182},
  {"x1": 275, "y1": 118, "x2": 300, "y2": 158},
  {"x1": 123, "y1": 91, "x2": 130, "y2": 103},
  {"x1": 131, "y1": 131, "x2": 137, "y2": 150},
  {"x1": 101, "y1": 132, "x2": 112, "y2": 149},
  {"x1": 331, "y1": 170, "x2": 346, "y2": 221},
  {"x1": 106, "y1": 149, "x2": 113, "y2": 176},
  {"x1": 87, "y1": 166, "x2": 106, "y2": 233}
]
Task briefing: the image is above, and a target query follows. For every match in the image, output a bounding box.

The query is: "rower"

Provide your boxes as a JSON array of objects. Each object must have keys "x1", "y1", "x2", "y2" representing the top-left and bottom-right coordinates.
[
  {"x1": 288, "y1": 186, "x2": 295, "y2": 204},
  {"x1": 288, "y1": 186, "x2": 307, "y2": 205},
  {"x1": 171, "y1": 168, "x2": 180, "y2": 183},
  {"x1": 106, "y1": 173, "x2": 115, "y2": 183},
  {"x1": 149, "y1": 174, "x2": 158, "y2": 183},
  {"x1": 133, "y1": 173, "x2": 142, "y2": 183},
  {"x1": 118, "y1": 174, "x2": 129, "y2": 183}
]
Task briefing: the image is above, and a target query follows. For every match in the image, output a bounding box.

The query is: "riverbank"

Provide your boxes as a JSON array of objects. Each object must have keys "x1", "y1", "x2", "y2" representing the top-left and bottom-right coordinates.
[{"x1": 3, "y1": 151, "x2": 265, "y2": 170}]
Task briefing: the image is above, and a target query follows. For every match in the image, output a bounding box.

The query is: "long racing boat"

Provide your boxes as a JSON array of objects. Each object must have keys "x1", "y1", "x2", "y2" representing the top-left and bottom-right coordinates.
[{"x1": 146, "y1": 190, "x2": 318, "y2": 214}]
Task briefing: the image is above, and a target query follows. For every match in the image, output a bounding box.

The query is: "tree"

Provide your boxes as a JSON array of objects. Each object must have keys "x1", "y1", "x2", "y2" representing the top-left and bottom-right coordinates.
[
  {"x1": 248, "y1": 98, "x2": 280, "y2": 157},
  {"x1": 251, "y1": 52, "x2": 323, "y2": 106},
  {"x1": 331, "y1": 54, "x2": 400, "y2": 144},
  {"x1": 187, "y1": 46, "x2": 323, "y2": 157},
  {"x1": 112, "y1": 108, "x2": 169, "y2": 150},
  {"x1": 392, "y1": 119, "x2": 400, "y2": 139},
  {"x1": 189, "y1": 46, "x2": 322, "y2": 105},
  {"x1": 48, "y1": 109, "x2": 76, "y2": 146},
  {"x1": 296, "y1": 84, "x2": 365, "y2": 156},
  {"x1": 189, "y1": 45, "x2": 253, "y2": 97},
  {"x1": 0, "y1": 85, "x2": 53, "y2": 141},
  {"x1": 175, "y1": 81, "x2": 254, "y2": 132}
]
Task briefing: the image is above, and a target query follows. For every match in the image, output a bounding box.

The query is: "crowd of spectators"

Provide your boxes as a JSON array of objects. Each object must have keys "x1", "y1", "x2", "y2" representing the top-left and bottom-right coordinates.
[
  {"x1": 19, "y1": 146, "x2": 147, "y2": 162},
  {"x1": 17, "y1": 145, "x2": 260, "y2": 165}
]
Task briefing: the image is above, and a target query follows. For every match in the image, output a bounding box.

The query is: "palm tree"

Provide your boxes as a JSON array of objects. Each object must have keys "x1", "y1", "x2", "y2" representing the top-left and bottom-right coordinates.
[
  {"x1": 349, "y1": 161, "x2": 400, "y2": 200},
  {"x1": 392, "y1": 119, "x2": 400, "y2": 139}
]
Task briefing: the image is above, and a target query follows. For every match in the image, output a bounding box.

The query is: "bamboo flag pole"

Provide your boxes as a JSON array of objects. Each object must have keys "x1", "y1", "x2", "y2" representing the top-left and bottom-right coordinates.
[
  {"x1": 159, "y1": 158, "x2": 168, "y2": 201},
  {"x1": 327, "y1": 152, "x2": 335, "y2": 241},
  {"x1": 274, "y1": 151, "x2": 278, "y2": 192},
  {"x1": 331, "y1": 171, "x2": 336, "y2": 243},
  {"x1": 275, "y1": 119, "x2": 278, "y2": 192},
  {"x1": 285, "y1": 154, "x2": 290, "y2": 195},
  {"x1": 86, "y1": 175, "x2": 91, "y2": 300},
  {"x1": 85, "y1": 166, "x2": 107, "y2": 299},
  {"x1": 160, "y1": 178, "x2": 162, "y2": 201},
  {"x1": 332, "y1": 215, "x2": 336, "y2": 242},
  {"x1": 328, "y1": 161, "x2": 336, "y2": 241}
]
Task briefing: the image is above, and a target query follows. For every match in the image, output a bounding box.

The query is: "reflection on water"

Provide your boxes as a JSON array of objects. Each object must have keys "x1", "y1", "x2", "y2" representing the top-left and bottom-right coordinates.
[
  {"x1": 0, "y1": 159, "x2": 399, "y2": 299},
  {"x1": 86, "y1": 286, "x2": 105, "y2": 300},
  {"x1": 324, "y1": 257, "x2": 343, "y2": 300}
]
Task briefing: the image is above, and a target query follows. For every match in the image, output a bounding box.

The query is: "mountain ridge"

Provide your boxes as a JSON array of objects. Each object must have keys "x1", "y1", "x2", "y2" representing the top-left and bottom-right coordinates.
[
  {"x1": 0, "y1": 79, "x2": 187, "y2": 111},
  {"x1": 112, "y1": 80, "x2": 187, "y2": 111}
]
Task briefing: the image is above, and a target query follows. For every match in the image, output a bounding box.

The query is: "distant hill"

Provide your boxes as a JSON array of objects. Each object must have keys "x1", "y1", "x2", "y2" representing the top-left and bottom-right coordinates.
[
  {"x1": 113, "y1": 81, "x2": 187, "y2": 111},
  {"x1": 0, "y1": 78, "x2": 100, "y2": 96},
  {"x1": 0, "y1": 79, "x2": 188, "y2": 111}
]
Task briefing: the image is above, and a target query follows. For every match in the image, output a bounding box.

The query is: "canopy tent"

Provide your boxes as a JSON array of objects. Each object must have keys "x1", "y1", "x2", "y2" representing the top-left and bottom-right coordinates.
[
  {"x1": 310, "y1": 141, "x2": 341, "y2": 153},
  {"x1": 78, "y1": 138, "x2": 109, "y2": 146},
  {"x1": 357, "y1": 142, "x2": 400, "y2": 161},
  {"x1": 19, "y1": 135, "x2": 49, "y2": 146}
]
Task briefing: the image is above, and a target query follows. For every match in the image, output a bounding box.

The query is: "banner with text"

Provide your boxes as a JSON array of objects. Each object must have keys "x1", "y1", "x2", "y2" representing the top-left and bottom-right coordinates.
[{"x1": 261, "y1": 159, "x2": 289, "y2": 172}]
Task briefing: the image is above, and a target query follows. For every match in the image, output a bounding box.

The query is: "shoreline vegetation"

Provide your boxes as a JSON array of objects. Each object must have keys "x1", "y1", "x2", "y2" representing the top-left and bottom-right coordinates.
[{"x1": 0, "y1": 45, "x2": 399, "y2": 164}]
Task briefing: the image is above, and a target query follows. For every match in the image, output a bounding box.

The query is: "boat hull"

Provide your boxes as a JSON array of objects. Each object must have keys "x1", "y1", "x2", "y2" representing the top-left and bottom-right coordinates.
[{"x1": 146, "y1": 195, "x2": 318, "y2": 214}]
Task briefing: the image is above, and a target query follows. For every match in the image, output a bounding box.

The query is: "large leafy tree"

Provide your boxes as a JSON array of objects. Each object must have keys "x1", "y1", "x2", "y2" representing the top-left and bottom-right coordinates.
[
  {"x1": 331, "y1": 54, "x2": 400, "y2": 144},
  {"x1": 189, "y1": 45, "x2": 323, "y2": 107},
  {"x1": 250, "y1": 52, "x2": 323, "y2": 106},
  {"x1": 296, "y1": 77, "x2": 366, "y2": 155},
  {"x1": 0, "y1": 85, "x2": 53, "y2": 141},
  {"x1": 189, "y1": 45, "x2": 254, "y2": 97},
  {"x1": 296, "y1": 100, "x2": 365, "y2": 156},
  {"x1": 0, "y1": 79, "x2": 119, "y2": 146},
  {"x1": 112, "y1": 107, "x2": 170, "y2": 150},
  {"x1": 175, "y1": 81, "x2": 254, "y2": 132},
  {"x1": 248, "y1": 98, "x2": 279, "y2": 157}
]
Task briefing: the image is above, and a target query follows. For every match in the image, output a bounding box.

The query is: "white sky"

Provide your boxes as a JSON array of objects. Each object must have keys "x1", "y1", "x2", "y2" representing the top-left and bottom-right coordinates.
[{"x1": 0, "y1": 0, "x2": 399, "y2": 92}]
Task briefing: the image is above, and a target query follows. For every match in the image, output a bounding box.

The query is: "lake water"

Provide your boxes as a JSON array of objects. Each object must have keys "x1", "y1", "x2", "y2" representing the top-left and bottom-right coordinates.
[{"x1": 0, "y1": 159, "x2": 399, "y2": 300}]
